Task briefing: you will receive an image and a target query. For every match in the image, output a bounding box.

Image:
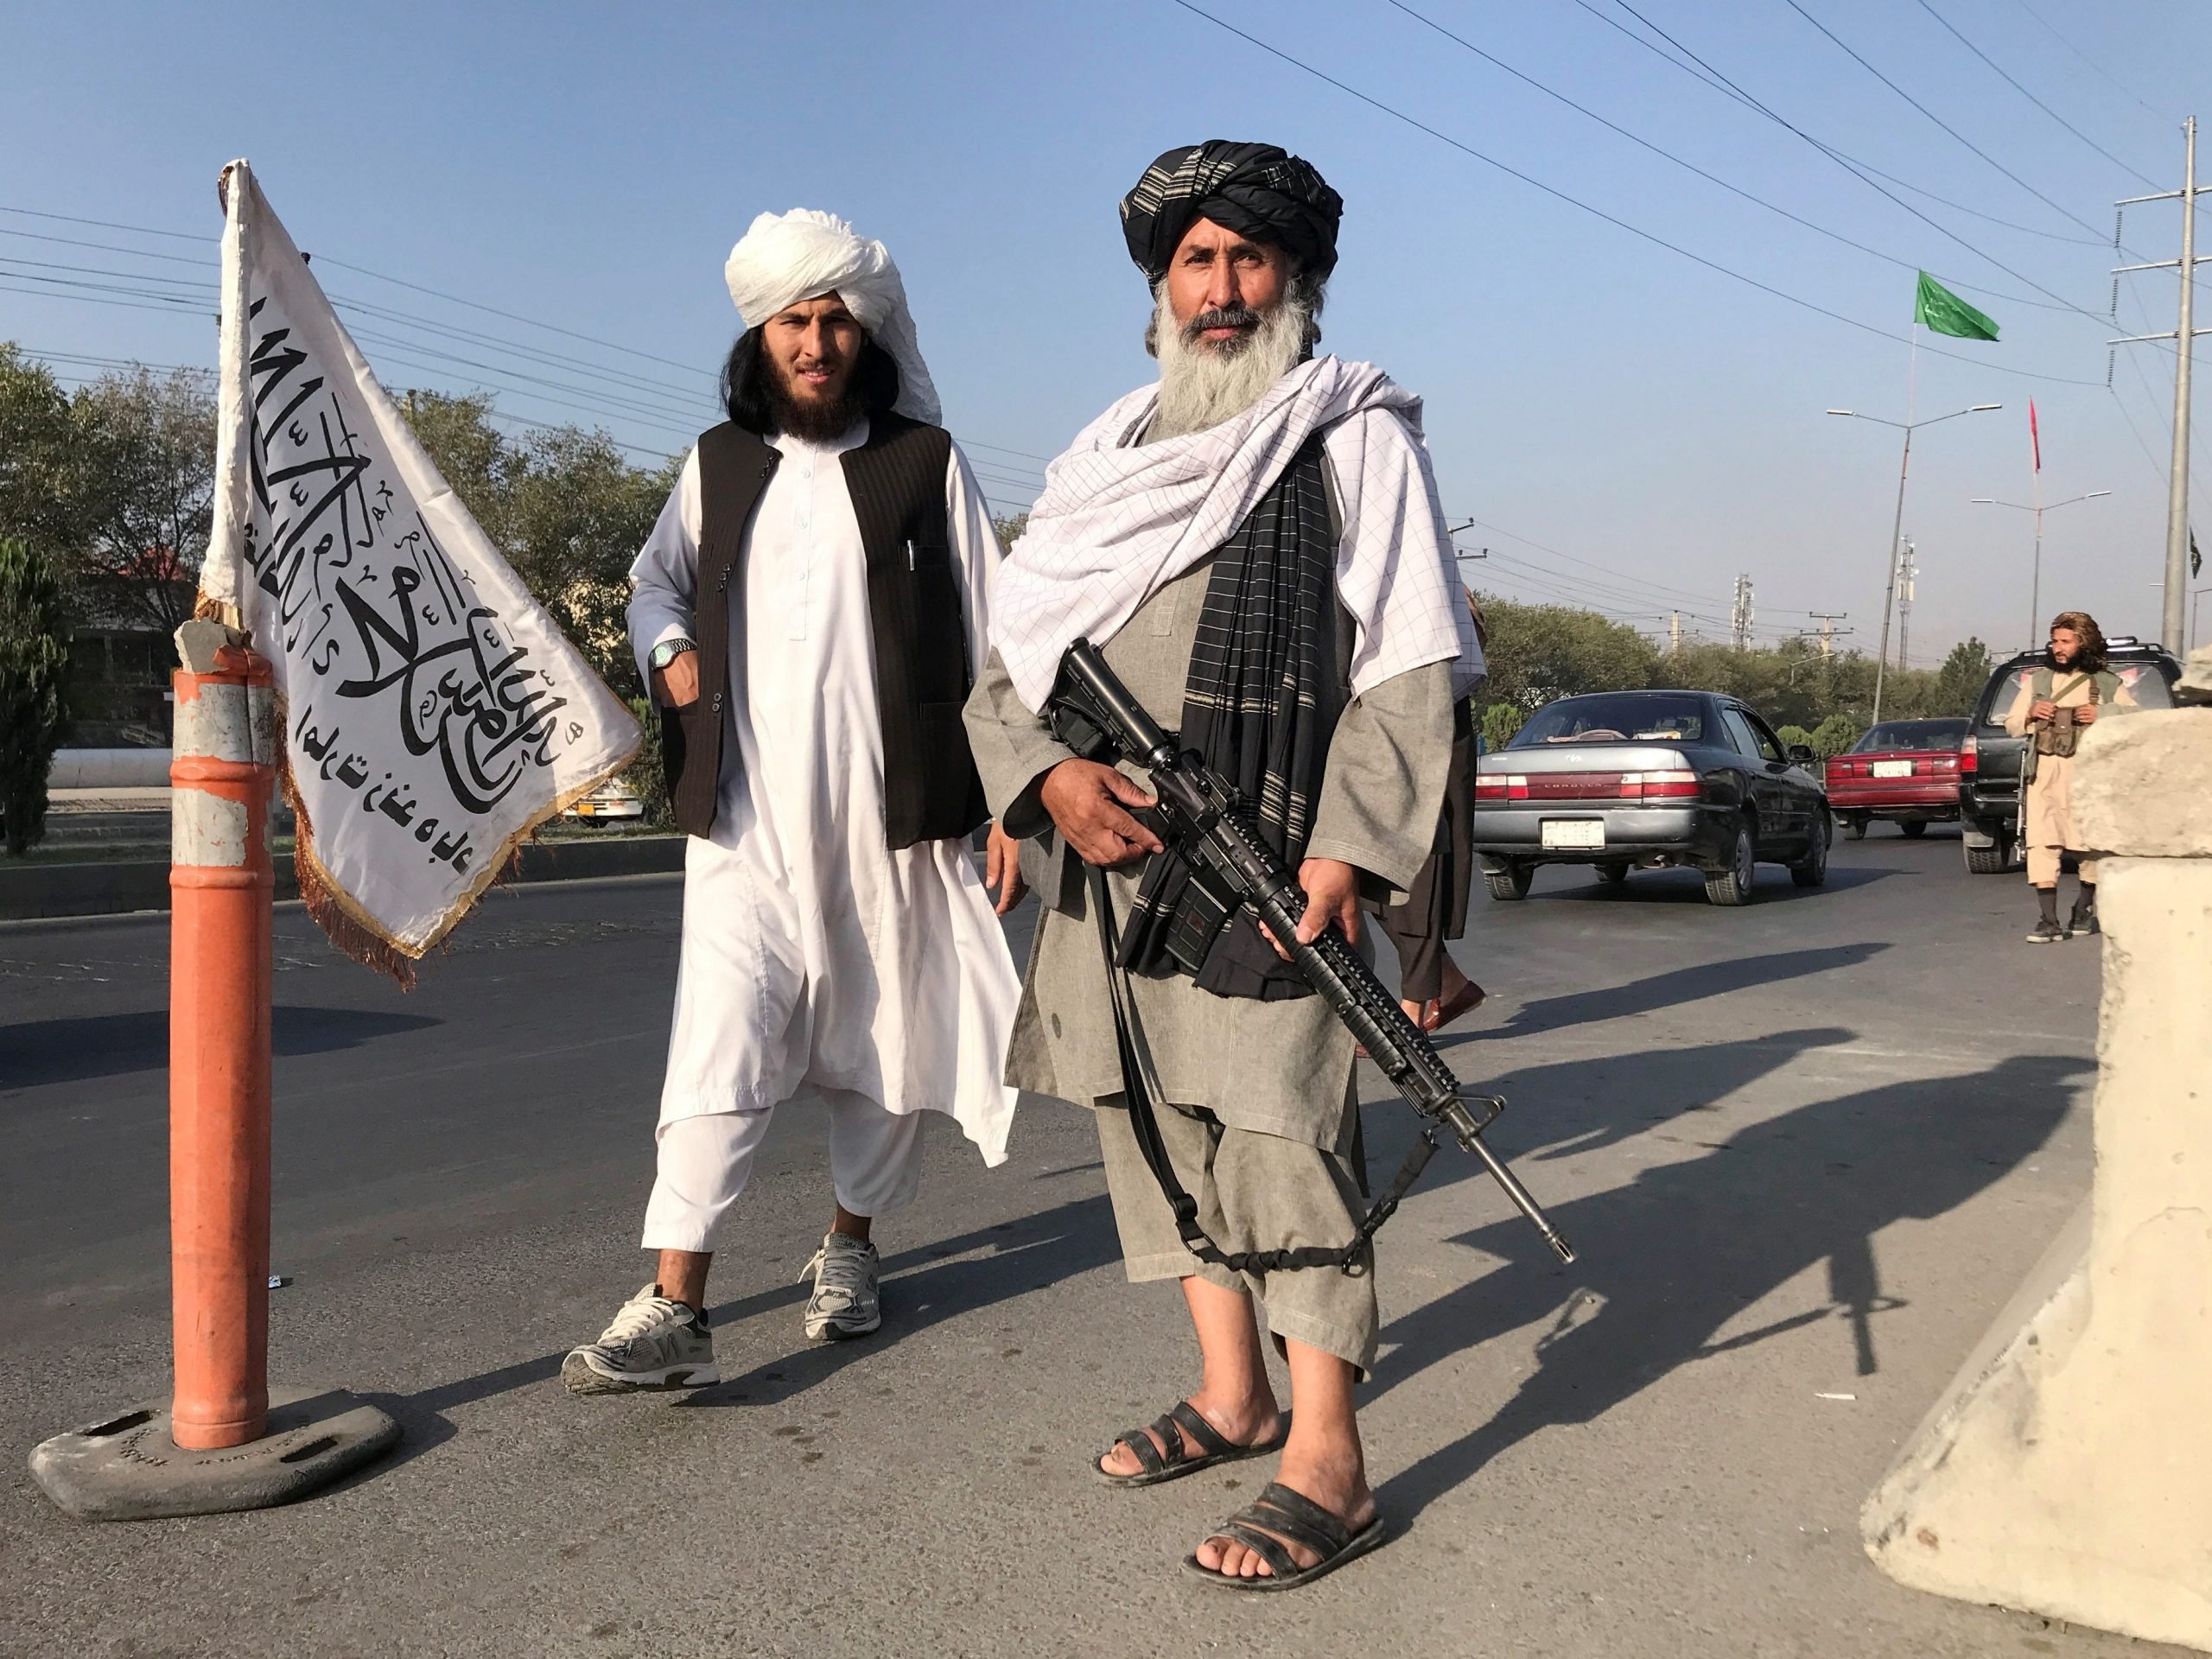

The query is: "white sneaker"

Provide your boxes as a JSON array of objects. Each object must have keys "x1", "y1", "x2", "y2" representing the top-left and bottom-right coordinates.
[
  {"x1": 562, "y1": 1284, "x2": 719, "y2": 1395},
  {"x1": 798, "y1": 1233, "x2": 881, "y2": 1341}
]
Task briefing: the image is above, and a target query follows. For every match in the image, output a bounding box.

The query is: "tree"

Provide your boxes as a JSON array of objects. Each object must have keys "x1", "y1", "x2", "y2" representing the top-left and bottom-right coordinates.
[
  {"x1": 0, "y1": 345, "x2": 88, "y2": 561},
  {"x1": 1479, "y1": 701, "x2": 1524, "y2": 753},
  {"x1": 1931, "y1": 637, "x2": 1994, "y2": 716},
  {"x1": 1775, "y1": 723, "x2": 1815, "y2": 753},
  {"x1": 990, "y1": 512, "x2": 1029, "y2": 552},
  {"x1": 1474, "y1": 595, "x2": 1656, "y2": 713},
  {"x1": 0, "y1": 537, "x2": 73, "y2": 855},
  {"x1": 402, "y1": 392, "x2": 681, "y2": 690},
  {"x1": 1811, "y1": 712, "x2": 1859, "y2": 760},
  {"x1": 67, "y1": 365, "x2": 216, "y2": 638}
]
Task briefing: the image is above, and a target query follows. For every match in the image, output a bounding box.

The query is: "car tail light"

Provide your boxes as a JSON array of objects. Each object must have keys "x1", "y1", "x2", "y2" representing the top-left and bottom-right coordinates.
[
  {"x1": 1619, "y1": 770, "x2": 1701, "y2": 801},
  {"x1": 1475, "y1": 772, "x2": 1529, "y2": 802},
  {"x1": 1959, "y1": 733, "x2": 1978, "y2": 776},
  {"x1": 1933, "y1": 754, "x2": 1959, "y2": 771}
]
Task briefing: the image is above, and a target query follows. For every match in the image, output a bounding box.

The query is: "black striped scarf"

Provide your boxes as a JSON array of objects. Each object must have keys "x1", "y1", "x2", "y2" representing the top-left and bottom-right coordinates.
[{"x1": 1116, "y1": 433, "x2": 1344, "y2": 1001}]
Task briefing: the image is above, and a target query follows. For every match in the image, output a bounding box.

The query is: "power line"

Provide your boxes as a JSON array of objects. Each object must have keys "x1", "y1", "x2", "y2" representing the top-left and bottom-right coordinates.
[
  {"x1": 1912, "y1": 0, "x2": 2160, "y2": 188},
  {"x1": 1450, "y1": 514, "x2": 1731, "y2": 605},
  {"x1": 1382, "y1": 0, "x2": 2078, "y2": 314},
  {"x1": 0, "y1": 225, "x2": 210, "y2": 267},
  {"x1": 315, "y1": 254, "x2": 716, "y2": 378},
  {"x1": 1580, "y1": 0, "x2": 2133, "y2": 329},
  {"x1": 0, "y1": 202, "x2": 206, "y2": 242},
  {"x1": 1779, "y1": 0, "x2": 2108, "y2": 241},
  {"x1": 2008, "y1": 0, "x2": 2163, "y2": 122},
  {"x1": 1170, "y1": 0, "x2": 2107, "y2": 385},
  {"x1": 1573, "y1": 0, "x2": 2103, "y2": 246}
]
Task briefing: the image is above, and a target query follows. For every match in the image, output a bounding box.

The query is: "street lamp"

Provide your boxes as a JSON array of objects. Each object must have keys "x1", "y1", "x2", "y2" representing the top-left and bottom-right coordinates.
[
  {"x1": 1970, "y1": 490, "x2": 2113, "y2": 645},
  {"x1": 1828, "y1": 403, "x2": 2002, "y2": 722}
]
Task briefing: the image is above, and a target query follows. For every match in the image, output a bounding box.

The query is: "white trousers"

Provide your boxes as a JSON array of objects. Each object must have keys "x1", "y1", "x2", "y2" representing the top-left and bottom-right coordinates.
[{"x1": 639, "y1": 1088, "x2": 929, "y2": 1254}]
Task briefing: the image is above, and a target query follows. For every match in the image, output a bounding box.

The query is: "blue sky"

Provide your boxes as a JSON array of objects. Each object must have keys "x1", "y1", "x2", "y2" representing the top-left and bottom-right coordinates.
[{"x1": 5, "y1": 0, "x2": 2209, "y2": 660}]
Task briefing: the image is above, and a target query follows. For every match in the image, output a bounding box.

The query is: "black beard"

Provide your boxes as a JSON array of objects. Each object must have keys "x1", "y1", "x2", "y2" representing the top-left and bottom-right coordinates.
[{"x1": 766, "y1": 359, "x2": 867, "y2": 442}]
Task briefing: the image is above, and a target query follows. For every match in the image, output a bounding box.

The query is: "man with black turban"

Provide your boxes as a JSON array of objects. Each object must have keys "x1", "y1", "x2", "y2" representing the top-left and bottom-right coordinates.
[{"x1": 966, "y1": 142, "x2": 1483, "y2": 1587}]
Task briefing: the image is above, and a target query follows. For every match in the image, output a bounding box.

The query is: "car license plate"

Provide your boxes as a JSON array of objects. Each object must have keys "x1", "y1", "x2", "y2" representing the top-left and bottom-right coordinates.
[
  {"x1": 1541, "y1": 819, "x2": 1605, "y2": 850},
  {"x1": 1872, "y1": 760, "x2": 1913, "y2": 778}
]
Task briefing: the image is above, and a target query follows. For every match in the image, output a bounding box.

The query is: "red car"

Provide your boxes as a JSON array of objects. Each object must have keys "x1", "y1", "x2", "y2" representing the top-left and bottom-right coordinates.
[{"x1": 1825, "y1": 717, "x2": 1968, "y2": 838}]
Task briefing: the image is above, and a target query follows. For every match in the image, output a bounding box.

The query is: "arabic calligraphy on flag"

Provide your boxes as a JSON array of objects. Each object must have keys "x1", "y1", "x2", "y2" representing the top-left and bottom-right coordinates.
[{"x1": 200, "y1": 160, "x2": 640, "y2": 974}]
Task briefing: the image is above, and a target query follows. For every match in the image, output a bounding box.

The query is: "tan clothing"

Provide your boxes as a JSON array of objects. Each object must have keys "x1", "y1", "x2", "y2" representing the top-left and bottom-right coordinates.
[
  {"x1": 2002, "y1": 667, "x2": 2137, "y2": 884},
  {"x1": 1096, "y1": 1093, "x2": 1379, "y2": 1376},
  {"x1": 963, "y1": 557, "x2": 1456, "y2": 1148}
]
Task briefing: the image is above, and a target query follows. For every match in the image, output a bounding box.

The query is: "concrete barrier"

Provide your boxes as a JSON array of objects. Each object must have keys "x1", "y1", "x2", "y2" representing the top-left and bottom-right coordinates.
[
  {"x1": 0, "y1": 835, "x2": 687, "y2": 924},
  {"x1": 1862, "y1": 647, "x2": 2212, "y2": 1650},
  {"x1": 48, "y1": 748, "x2": 175, "y2": 789}
]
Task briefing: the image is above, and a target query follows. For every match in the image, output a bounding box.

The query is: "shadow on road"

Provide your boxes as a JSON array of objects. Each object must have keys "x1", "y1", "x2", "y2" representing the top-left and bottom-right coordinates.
[
  {"x1": 1450, "y1": 944, "x2": 1890, "y2": 1043},
  {"x1": 1368, "y1": 1048, "x2": 2086, "y2": 1530},
  {"x1": 357, "y1": 1191, "x2": 1121, "y2": 1469},
  {"x1": 0, "y1": 1005, "x2": 442, "y2": 1090}
]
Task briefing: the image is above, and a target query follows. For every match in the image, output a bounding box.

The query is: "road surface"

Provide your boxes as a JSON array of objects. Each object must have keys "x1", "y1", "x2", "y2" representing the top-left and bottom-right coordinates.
[{"x1": 0, "y1": 830, "x2": 2156, "y2": 1656}]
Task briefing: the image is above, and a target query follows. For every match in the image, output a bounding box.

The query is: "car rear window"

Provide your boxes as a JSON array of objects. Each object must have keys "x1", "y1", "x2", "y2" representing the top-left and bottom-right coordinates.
[
  {"x1": 1511, "y1": 695, "x2": 1708, "y2": 747},
  {"x1": 1852, "y1": 721, "x2": 1967, "y2": 753},
  {"x1": 1975, "y1": 660, "x2": 2177, "y2": 730}
]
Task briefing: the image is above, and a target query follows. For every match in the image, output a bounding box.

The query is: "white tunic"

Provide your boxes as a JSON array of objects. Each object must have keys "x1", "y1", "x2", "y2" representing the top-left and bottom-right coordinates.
[{"x1": 626, "y1": 424, "x2": 1020, "y2": 1165}]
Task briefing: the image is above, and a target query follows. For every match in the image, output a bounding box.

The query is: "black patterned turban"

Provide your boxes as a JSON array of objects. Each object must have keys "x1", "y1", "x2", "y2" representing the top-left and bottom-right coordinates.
[{"x1": 1119, "y1": 141, "x2": 1344, "y2": 285}]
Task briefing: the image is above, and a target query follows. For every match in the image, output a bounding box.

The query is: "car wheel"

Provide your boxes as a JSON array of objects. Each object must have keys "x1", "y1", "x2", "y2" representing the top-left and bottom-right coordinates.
[
  {"x1": 1704, "y1": 819, "x2": 1758, "y2": 906},
  {"x1": 1790, "y1": 815, "x2": 1830, "y2": 887},
  {"x1": 1846, "y1": 814, "x2": 1868, "y2": 839},
  {"x1": 1484, "y1": 861, "x2": 1535, "y2": 901},
  {"x1": 1594, "y1": 861, "x2": 1630, "y2": 887},
  {"x1": 1900, "y1": 819, "x2": 1929, "y2": 838},
  {"x1": 1964, "y1": 835, "x2": 2012, "y2": 875}
]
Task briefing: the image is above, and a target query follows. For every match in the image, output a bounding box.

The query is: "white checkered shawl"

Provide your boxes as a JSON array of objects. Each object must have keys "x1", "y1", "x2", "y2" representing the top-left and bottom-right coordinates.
[{"x1": 989, "y1": 356, "x2": 1480, "y2": 712}]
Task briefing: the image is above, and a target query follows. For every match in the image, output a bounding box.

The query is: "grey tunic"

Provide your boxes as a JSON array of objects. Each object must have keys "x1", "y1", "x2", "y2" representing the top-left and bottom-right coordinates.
[{"x1": 963, "y1": 556, "x2": 1455, "y2": 1148}]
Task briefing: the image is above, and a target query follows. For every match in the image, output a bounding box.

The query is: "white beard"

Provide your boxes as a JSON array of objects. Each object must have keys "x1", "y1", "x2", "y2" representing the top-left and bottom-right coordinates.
[{"x1": 1147, "y1": 286, "x2": 1312, "y2": 442}]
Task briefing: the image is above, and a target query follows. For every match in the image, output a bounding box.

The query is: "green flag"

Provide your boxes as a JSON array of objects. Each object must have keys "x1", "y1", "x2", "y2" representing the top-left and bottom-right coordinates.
[{"x1": 1915, "y1": 271, "x2": 1999, "y2": 340}]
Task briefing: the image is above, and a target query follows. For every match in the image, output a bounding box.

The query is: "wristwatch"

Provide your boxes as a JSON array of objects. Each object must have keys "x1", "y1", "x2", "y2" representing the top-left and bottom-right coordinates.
[{"x1": 648, "y1": 639, "x2": 696, "y2": 672}]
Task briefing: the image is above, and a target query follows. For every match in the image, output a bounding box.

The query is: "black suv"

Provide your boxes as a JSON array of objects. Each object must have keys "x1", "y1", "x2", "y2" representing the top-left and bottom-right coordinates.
[{"x1": 1958, "y1": 635, "x2": 2183, "y2": 874}]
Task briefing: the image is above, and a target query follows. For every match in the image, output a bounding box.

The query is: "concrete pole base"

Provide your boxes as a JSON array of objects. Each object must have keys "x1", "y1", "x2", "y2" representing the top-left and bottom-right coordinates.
[{"x1": 28, "y1": 1384, "x2": 400, "y2": 1521}]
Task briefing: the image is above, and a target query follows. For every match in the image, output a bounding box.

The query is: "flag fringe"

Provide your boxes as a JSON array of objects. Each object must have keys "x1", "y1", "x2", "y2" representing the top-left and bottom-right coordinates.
[
  {"x1": 274, "y1": 711, "x2": 639, "y2": 988},
  {"x1": 281, "y1": 760, "x2": 420, "y2": 991}
]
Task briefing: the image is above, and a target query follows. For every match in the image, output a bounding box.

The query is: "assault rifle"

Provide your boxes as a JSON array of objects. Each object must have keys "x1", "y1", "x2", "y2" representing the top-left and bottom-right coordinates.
[{"x1": 1047, "y1": 639, "x2": 1575, "y2": 1268}]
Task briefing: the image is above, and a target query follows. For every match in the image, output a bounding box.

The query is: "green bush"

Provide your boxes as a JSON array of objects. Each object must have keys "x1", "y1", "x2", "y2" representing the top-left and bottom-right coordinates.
[
  {"x1": 1776, "y1": 723, "x2": 1815, "y2": 753},
  {"x1": 624, "y1": 696, "x2": 671, "y2": 829},
  {"x1": 0, "y1": 537, "x2": 72, "y2": 855},
  {"x1": 1478, "y1": 702, "x2": 1525, "y2": 753},
  {"x1": 1811, "y1": 712, "x2": 1859, "y2": 760}
]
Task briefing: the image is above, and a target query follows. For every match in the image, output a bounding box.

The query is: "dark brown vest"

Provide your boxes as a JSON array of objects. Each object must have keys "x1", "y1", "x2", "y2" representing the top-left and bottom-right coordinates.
[{"x1": 660, "y1": 414, "x2": 989, "y2": 848}]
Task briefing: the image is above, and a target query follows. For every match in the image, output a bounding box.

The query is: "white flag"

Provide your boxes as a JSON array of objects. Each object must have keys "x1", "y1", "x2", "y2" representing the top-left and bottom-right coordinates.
[{"x1": 202, "y1": 159, "x2": 641, "y2": 973}]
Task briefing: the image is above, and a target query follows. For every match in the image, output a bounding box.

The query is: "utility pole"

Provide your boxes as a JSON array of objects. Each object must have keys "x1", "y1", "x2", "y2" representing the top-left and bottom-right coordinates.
[
  {"x1": 1669, "y1": 609, "x2": 1681, "y2": 655},
  {"x1": 1896, "y1": 539, "x2": 1917, "y2": 669},
  {"x1": 2113, "y1": 116, "x2": 2206, "y2": 651},
  {"x1": 1731, "y1": 574, "x2": 1754, "y2": 652},
  {"x1": 1808, "y1": 612, "x2": 1848, "y2": 658},
  {"x1": 1827, "y1": 403, "x2": 1998, "y2": 724}
]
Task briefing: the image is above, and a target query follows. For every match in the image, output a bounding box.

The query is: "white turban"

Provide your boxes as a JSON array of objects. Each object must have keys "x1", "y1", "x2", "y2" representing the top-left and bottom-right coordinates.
[{"x1": 723, "y1": 208, "x2": 941, "y2": 425}]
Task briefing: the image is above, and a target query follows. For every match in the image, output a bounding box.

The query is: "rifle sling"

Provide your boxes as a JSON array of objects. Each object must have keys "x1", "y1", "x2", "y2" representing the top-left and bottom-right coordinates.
[{"x1": 1085, "y1": 863, "x2": 1434, "y2": 1276}]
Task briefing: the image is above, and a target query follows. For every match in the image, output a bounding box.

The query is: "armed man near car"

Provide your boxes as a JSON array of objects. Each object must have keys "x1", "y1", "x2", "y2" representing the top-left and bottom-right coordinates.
[{"x1": 2003, "y1": 609, "x2": 2136, "y2": 943}]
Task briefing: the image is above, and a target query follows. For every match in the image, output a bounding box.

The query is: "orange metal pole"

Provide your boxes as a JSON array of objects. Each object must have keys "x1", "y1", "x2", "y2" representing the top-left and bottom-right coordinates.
[{"x1": 167, "y1": 642, "x2": 275, "y2": 1451}]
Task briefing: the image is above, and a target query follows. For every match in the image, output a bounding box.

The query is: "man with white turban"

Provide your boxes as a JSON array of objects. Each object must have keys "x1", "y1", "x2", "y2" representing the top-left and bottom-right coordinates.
[
  {"x1": 965, "y1": 142, "x2": 1480, "y2": 1588},
  {"x1": 563, "y1": 209, "x2": 1024, "y2": 1394}
]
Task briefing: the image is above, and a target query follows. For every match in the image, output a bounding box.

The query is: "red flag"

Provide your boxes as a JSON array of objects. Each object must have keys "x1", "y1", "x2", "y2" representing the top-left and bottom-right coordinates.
[{"x1": 2029, "y1": 400, "x2": 2042, "y2": 472}]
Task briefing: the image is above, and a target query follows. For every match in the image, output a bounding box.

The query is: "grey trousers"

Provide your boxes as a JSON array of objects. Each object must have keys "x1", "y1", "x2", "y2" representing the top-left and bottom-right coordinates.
[{"x1": 1095, "y1": 1100, "x2": 1381, "y2": 1379}]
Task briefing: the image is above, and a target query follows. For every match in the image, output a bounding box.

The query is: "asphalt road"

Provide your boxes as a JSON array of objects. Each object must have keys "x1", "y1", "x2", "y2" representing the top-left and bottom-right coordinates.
[{"x1": 0, "y1": 830, "x2": 2161, "y2": 1658}]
